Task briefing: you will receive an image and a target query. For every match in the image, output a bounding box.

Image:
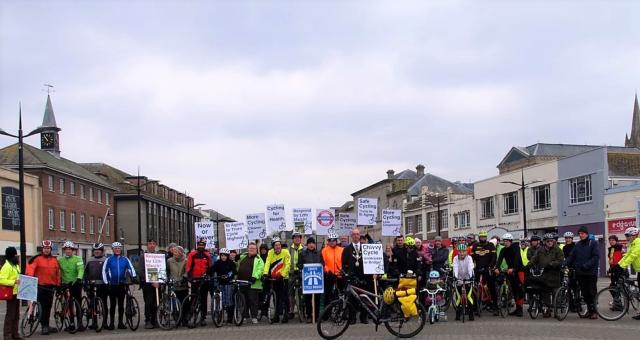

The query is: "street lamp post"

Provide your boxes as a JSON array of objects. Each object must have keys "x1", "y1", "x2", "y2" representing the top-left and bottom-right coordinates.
[
  {"x1": 121, "y1": 169, "x2": 158, "y2": 256},
  {"x1": 0, "y1": 105, "x2": 47, "y2": 271},
  {"x1": 501, "y1": 169, "x2": 541, "y2": 238}
]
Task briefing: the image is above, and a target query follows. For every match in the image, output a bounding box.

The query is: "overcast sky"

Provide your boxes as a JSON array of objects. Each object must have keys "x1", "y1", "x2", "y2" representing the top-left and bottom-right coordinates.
[{"x1": 1, "y1": 0, "x2": 639, "y2": 221}]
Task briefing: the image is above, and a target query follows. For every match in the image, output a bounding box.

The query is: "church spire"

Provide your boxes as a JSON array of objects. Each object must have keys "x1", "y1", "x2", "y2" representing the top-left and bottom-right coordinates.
[
  {"x1": 626, "y1": 93, "x2": 640, "y2": 148},
  {"x1": 40, "y1": 91, "x2": 61, "y2": 157},
  {"x1": 41, "y1": 94, "x2": 60, "y2": 130}
]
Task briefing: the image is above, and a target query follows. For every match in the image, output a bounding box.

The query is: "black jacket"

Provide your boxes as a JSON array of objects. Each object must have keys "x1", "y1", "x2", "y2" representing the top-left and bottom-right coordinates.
[
  {"x1": 389, "y1": 246, "x2": 421, "y2": 278},
  {"x1": 298, "y1": 248, "x2": 322, "y2": 269},
  {"x1": 566, "y1": 239, "x2": 599, "y2": 276},
  {"x1": 471, "y1": 241, "x2": 496, "y2": 270},
  {"x1": 496, "y1": 244, "x2": 523, "y2": 272},
  {"x1": 430, "y1": 246, "x2": 449, "y2": 272},
  {"x1": 342, "y1": 243, "x2": 365, "y2": 278}
]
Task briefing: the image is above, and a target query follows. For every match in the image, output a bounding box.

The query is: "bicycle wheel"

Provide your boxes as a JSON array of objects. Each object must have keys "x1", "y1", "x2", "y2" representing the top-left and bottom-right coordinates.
[
  {"x1": 267, "y1": 291, "x2": 277, "y2": 324},
  {"x1": 428, "y1": 306, "x2": 436, "y2": 325},
  {"x1": 125, "y1": 295, "x2": 140, "y2": 331},
  {"x1": 475, "y1": 286, "x2": 483, "y2": 317},
  {"x1": 182, "y1": 294, "x2": 200, "y2": 328},
  {"x1": 211, "y1": 293, "x2": 223, "y2": 328},
  {"x1": 53, "y1": 295, "x2": 65, "y2": 331},
  {"x1": 234, "y1": 292, "x2": 246, "y2": 326},
  {"x1": 596, "y1": 287, "x2": 628, "y2": 321},
  {"x1": 440, "y1": 286, "x2": 452, "y2": 312},
  {"x1": 157, "y1": 296, "x2": 180, "y2": 330},
  {"x1": 385, "y1": 301, "x2": 426, "y2": 338},
  {"x1": 499, "y1": 285, "x2": 509, "y2": 318},
  {"x1": 296, "y1": 288, "x2": 307, "y2": 322},
  {"x1": 317, "y1": 300, "x2": 352, "y2": 340},
  {"x1": 20, "y1": 301, "x2": 41, "y2": 337},
  {"x1": 528, "y1": 297, "x2": 539, "y2": 319},
  {"x1": 554, "y1": 287, "x2": 569, "y2": 321},
  {"x1": 66, "y1": 299, "x2": 81, "y2": 334},
  {"x1": 93, "y1": 297, "x2": 105, "y2": 332}
]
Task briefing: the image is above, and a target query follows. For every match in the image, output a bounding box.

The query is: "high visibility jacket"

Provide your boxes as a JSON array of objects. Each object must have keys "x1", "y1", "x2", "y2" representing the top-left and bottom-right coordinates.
[
  {"x1": 321, "y1": 245, "x2": 343, "y2": 275},
  {"x1": 263, "y1": 249, "x2": 291, "y2": 279},
  {"x1": 520, "y1": 247, "x2": 529, "y2": 267},
  {"x1": 619, "y1": 238, "x2": 640, "y2": 272},
  {"x1": 27, "y1": 254, "x2": 60, "y2": 286},
  {"x1": 0, "y1": 262, "x2": 20, "y2": 294},
  {"x1": 58, "y1": 255, "x2": 84, "y2": 284},
  {"x1": 289, "y1": 244, "x2": 304, "y2": 276}
]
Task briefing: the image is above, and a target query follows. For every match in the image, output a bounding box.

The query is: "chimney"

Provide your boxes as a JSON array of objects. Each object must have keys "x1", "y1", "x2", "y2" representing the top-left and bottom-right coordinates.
[
  {"x1": 416, "y1": 164, "x2": 425, "y2": 177},
  {"x1": 387, "y1": 169, "x2": 395, "y2": 179}
]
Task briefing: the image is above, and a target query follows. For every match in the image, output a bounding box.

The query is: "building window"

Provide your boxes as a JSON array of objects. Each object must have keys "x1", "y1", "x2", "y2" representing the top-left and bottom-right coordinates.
[
  {"x1": 106, "y1": 192, "x2": 110, "y2": 206},
  {"x1": 416, "y1": 217, "x2": 423, "y2": 233},
  {"x1": 70, "y1": 181, "x2": 75, "y2": 195},
  {"x1": 80, "y1": 184, "x2": 85, "y2": 199},
  {"x1": 440, "y1": 209, "x2": 449, "y2": 230},
  {"x1": 90, "y1": 216, "x2": 95, "y2": 234},
  {"x1": 70, "y1": 212, "x2": 76, "y2": 232},
  {"x1": 405, "y1": 217, "x2": 413, "y2": 235},
  {"x1": 89, "y1": 187, "x2": 94, "y2": 201},
  {"x1": 98, "y1": 217, "x2": 103, "y2": 235},
  {"x1": 428, "y1": 212, "x2": 436, "y2": 232},
  {"x1": 80, "y1": 214, "x2": 86, "y2": 233},
  {"x1": 503, "y1": 191, "x2": 519, "y2": 215},
  {"x1": 48, "y1": 175, "x2": 54, "y2": 192},
  {"x1": 480, "y1": 197, "x2": 494, "y2": 219},
  {"x1": 97, "y1": 189, "x2": 102, "y2": 204},
  {"x1": 105, "y1": 219, "x2": 110, "y2": 236},
  {"x1": 59, "y1": 178, "x2": 65, "y2": 194},
  {"x1": 454, "y1": 210, "x2": 471, "y2": 229},
  {"x1": 533, "y1": 185, "x2": 551, "y2": 210},
  {"x1": 59, "y1": 210, "x2": 65, "y2": 231},
  {"x1": 48, "y1": 208, "x2": 54, "y2": 229},
  {"x1": 570, "y1": 175, "x2": 592, "y2": 204}
]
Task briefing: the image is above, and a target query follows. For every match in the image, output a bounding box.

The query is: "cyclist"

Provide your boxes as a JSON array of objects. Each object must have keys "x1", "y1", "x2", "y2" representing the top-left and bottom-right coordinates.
[
  {"x1": 453, "y1": 243, "x2": 474, "y2": 321},
  {"x1": 520, "y1": 237, "x2": 529, "y2": 267},
  {"x1": 471, "y1": 230, "x2": 497, "y2": 315},
  {"x1": 166, "y1": 245, "x2": 188, "y2": 326},
  {"x1": 430, "y1": 236, "x2": 449, "y2": 274},
  {"x1": 262, "y1": 237, "x2": 291, "y2": 323},
  {"x1": 562, "y1": 232, "x2": 575, "y2": 258},
  {"x1": 237, "y1": 242, "x2": 264, "y2": 324},
  {"x1": 561, "y1": 231, "x2": 578, "y2": 311},
  {"x1": 495, "y1": 233, "x2": 524, "y2": 317},
  {"x1": 102, "y1": 241, "x2": 137, "y2": 330},
  {"x1": 258, "y1": 243, "x2": 269, "y2": 316},
  {"x1": 613, "y1": 227, "x2": 640, "y2": 320},
  {"x1": 607, "y1": 235, "x2": 624, "y2": 289},
  {"x1": 298, "y1": 237, "x2": 322, "y2": 323},
  {"x1": 140, "y1": 239, "x2": 160, "y2": 329},
  {"x1": 321, "y1": 231, "x2": 343, "y2": 306},
  {"x1": 415, "y1": 237, "x2": 433, "y2": 286},
  {"x1": 466, "y1": 234, "x2": 477, "y2": 254},
  {"x1": 527, "y1": 233, "x2": 564, "y2": 318},
  {"x1": 527, "y1": 235, "x2": 542, "y2": 262},
  {"x1": 84, "y1": 243, "x2": 109, "y2": 330},
  {"x1": 58, "y1": 241, "x2": 84, "y2": 332},
  {"x1": 0, "y1": 247, "x2": 21, "y2": 340},
  {"x1": 565, "y1": 226, "x2": 599, "y2": 319},
  {"x1": 26, "y1": 240, "x2": 61, "y2": 335},
  {"x1": 186, "y1": 239, "x2": 212, "y2": 326},
  {"x1": 342, "y1": 228, "x2": 370, "y2": 324},
  {"x1": 210, "y1": 248, "x2": 236, "y2": 324},
  {"x1": 288, "y1": 232, "x2": 304, "y2": 319}
]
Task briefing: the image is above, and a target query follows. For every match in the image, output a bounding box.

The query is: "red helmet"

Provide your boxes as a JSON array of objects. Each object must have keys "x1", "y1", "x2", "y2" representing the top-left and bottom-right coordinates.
[{"x1": 41, "y1": 240, "x2": 53, "y2": 248}]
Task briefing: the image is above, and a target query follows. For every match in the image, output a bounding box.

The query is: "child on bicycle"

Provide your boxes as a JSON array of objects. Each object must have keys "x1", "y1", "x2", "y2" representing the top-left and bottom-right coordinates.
[
  {"x1": 424, "y1": 270, "x2": 445, "y2": 308},
  {"x1": 210, "y1": 248, "x2": 237, "y2": 324},
  {"x1": 453, "y1": 244, "x2": 474, "y2": 321}
]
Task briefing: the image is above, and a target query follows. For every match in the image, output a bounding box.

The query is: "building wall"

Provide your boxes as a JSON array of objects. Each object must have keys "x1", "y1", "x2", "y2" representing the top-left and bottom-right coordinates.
[
  {"x1": 0, "y1": 168, "x2": 42, "y2": 256},
  {"x1": 604, "y1": 185, "x2": 640, "y2": 251},
  {"x1": 448, "y1": 195, "x2": 476, "y2": 239}
]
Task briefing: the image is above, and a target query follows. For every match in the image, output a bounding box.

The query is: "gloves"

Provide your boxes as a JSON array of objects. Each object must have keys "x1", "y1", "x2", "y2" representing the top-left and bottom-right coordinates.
[
  {"x1": 249, "y1": 277, "x2": 256, "y2": 284},
  {"x1": 75, "y1": 279, "x2": 83, "y2": 285},
  {"x1": 132, "y1": 277, "x2": 140, "y2": 284}
]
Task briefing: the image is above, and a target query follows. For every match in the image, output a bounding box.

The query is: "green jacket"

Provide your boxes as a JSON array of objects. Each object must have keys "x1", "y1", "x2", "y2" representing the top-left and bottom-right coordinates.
[
  {"x1": 58, "y1": 255, "x2": 84, "y2": 284},
  {"x1": 496, "y1": 244, "x2": 508, "y2": 271},
  {"x1": 619, "y1": 238, "x2": 640, "y2": 272},
  {"x1": 528, "y1": 245, "x2": 564, "y2": 288},
  {"x1": 237, "y1": 253, "x2": 264, "y2": 290}
]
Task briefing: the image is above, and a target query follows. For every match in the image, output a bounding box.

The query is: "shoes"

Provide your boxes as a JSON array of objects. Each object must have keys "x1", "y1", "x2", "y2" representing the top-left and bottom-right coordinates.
[
  {"x1": 349, "y1": 319, "x2": 356, "y2": 325},
  {"x1": 117, "y1": 323, "x2": 127, "y2": 330},
  {"x1": 589, "y1": 313, "x2": 598, "y2": 320},
  {"x1": 306, "y1": 318, "x2": 312, "y2": 324},
  {"x1": 509, "y1": 307, "x2": 523, "y2": 317},
  {"x1": 199, "y1": 319, "x2": 207, "y2": 327},
  {"x1": 271, "y1": 316, "x2": 280, "y2": 323},
  {"x1": 144, "y1": 321, "x2": 154, "y2": 329},
  {"x1": 455, "y1": 310, "x2": 461, "y2": 321},
  {"x1": 252, "y1": 318, "x2": 258, "y2": 324},
  {"x1": 543, "y1": 311, "x2": 552, "y2": 318},
  {"x1": 468, "y1": 313, "x2": 474, "y2": 321},
  {"x1": 41, "y1": 326, "x2": 50, "y2": 336},
  {"x1": 632, "y1": 314, "x2": 640, "y2": 320},
  {"x1": 360, "y1": 317, "x2": 368, "y2": 324},
  {"x1": 282, "y1": 315, "x2": 289, "y2": 324},
  {"x1": 105, "y1": 324, "x2": 114, "y2": 331},
  {"x1": 288, "y1": 312, "x2": 294, "y2": 320}
]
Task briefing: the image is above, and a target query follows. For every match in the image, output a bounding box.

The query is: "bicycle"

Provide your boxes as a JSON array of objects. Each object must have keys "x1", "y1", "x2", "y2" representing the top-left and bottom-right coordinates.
[
  {"x1": 124, "y1": 284, "x2": 140, "y2": 331},
  {"x1": 19, "y1": 300, "x2": 41, "y2": 337},
  {"x1": 595, "y1": 269, "x2": 640, "y2": 321},
  {"x1": 553, "y1": 267, "x2": 588, "y2": 320},
  {"x1": 182, "y1": 276, "x2": 210, "y2": 328},
  {"x1": 80, "y1": 281, "x2": 106, "y2": 332},
  {"x1": 259, "y1": 277, "x2": 278, "y2": 324},
  {"x1": 437, "y1": 266, "x2": 455, "y2": 312},
  {"x1": 317, "y1": 273, "x2": 426, "y2": 339},
  {"x1": 230, "y1": 279, "x2": 252, "y2": 326},
  {"x1": 496, "y1": 270, "x2": 515, "y2": 318},
  {"x1": 53, "y1": 284, "x2": 82, "y2": 334},
  {"x1": 420, "y1": 285, "x2": 447, "y2": 324},
  {"x1": 524, "y1": 268, "x2": 547, "y2": 319},
  {"x1": 288, "y1": 274, "x2": 308, "y2": 323},
  {"x1": 473, "y1": 268, "x2": 492, "y2": 317},
  {"x1": 156, "y1": 278, "x2": 183, "y2": 330},
  {"x1": 455, "y1": 278, "x2": 474, "y2": 323}
]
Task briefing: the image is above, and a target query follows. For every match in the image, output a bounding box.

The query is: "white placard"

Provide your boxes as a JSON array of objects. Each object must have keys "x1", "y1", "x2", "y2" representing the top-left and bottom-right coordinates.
[
  {"x1": 338, "y1": 213, "x2": 356, "y2": 236},
  {"x1": 267, "y1": 204, "x2": 289, "y2": 232},
  {"x1": 17, "y1": 274, "x2": 38, "y2": 301},
  {"x1": 293, "y1": 208, "x2": 313, "y2": 235},
  {"x1": 144, "y1": 253, "x2": 167, "y2": 283},
  {"x1": 382, "y1": 209, "x2": 402, "y2": 236},
  {"x1": 225, "y1": 222, "x2": 249, "y2": 250},
  {"x1": 315, "y1": 208, "x2": 336, "y2": 236},
  {"x1": 194, "y1": 221, "x2": 216, "y2": 249},
  {"x1": 247, "y1": 213, "x2": 267, "y2": 240},
  {"x1": 362, "y1": 244, "x2": 385, "y2": 275},
  {"x1": 357, "y1": 198, "x2": 378, "y2": 226}
]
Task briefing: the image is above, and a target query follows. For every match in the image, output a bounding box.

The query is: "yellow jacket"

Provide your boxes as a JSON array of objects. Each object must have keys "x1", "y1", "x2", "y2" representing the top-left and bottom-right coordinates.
[
  {"x1": 619, "y1": 238, "x2": 640, "y2": 272},
  {"x1": 263, "y1": 248, "x2": 291, "y2": 279},
  {"x1": 0, "y1": 261, "x2": 21, "y2": 294},
  {"x1": 520, "y1": 247, "x2": 529, "y2": 267}
]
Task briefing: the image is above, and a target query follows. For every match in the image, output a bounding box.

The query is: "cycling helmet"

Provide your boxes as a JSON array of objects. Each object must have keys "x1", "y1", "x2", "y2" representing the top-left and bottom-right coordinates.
[
  {"x1": 542, "y1": 233, "x2": 555, "y2": 241},
  {"x1": 62, "y1": 241, "x2": 76, "y2": 249},
  {"x1": 111, "y1": 241, "x2": 123, "y2": 248},
  {"x1": 530, "y1": 235, "x2": 541, "y2": 241},
  {"x1": 624, "y1": 227, "x2": 639, "y2": 236},
  {"x1": 466, "y1": 233, "x2": 475, "y2": 239},
  {"x1": 502, "y1": 233, "x2": 514, "y2": 241},
  {"x1": 93, "y1": 242, "x2": 104, "y2": 250},
  {"x1": 563, "y1": 231, "x2": 574, "y2": 238},
  {"x1": 478, "y1": 231, "x2": 488, "y2": 237},
  {"x1": 405, "y1": 236, "x2": 416, "y2": 247},
  {"x1": 457, "y1": 244, "x2": 467, "y2": 252},
  {"x1": 219, "y1": 248, "x2": 230, "y2": 255},
  {"x1": 383, "y1": 287, "x2": 396, "y2": 305},
  {"x1": 291, "y1": 232, "x2": 302, "y2": 239},
  {"x1": 41, "y1": 240, "x2": 53, "y2": 248},
  {"x1": 271, "y1": 237, "x2": 281, "y2": 245},
  {"x1": 429, "y1": 270, "x2": 440, "y2": 279}
]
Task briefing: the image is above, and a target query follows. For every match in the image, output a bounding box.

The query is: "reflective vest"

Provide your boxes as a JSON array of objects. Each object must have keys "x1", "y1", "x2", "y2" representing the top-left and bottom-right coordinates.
[{"x1": 520, "y1": 247, "x2": 529, "y2": 267}]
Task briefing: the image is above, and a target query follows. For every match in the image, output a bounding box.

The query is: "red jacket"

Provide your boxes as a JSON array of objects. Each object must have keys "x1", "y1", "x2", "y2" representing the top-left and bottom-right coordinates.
[
  {"x1": 186, "y1": 250, "x2": 212, "y2": 279},
  {"x1": 26, "y1": 254, "x2": 61, "y2": 286},
  {"x1": 609, "y1": 245, "x2": 624, "y2": 266}
]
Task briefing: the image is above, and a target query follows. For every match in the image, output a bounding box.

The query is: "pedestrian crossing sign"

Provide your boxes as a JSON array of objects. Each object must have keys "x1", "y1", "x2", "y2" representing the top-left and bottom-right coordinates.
[{"x1": 302, "y1": 263, "x2": 324, "y2": 294}]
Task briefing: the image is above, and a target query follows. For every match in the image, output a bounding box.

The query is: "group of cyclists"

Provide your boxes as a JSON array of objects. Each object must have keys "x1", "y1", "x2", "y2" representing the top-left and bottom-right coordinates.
[{"x1": 2, "y1": 224, "x2": 639, "y2": 338}]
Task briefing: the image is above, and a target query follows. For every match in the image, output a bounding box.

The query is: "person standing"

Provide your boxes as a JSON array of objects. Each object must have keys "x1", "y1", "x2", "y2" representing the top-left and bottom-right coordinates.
[
  {"x1": 321, "y1": 232, "x2": 343, "y2": 306},
  {"x1": 430, "y1": 236, "x2": 449, "y2": 273},
  {"x1": 613, "y1": 227, "x2": 640, "y2": 320},
  {"x1": 185, "y1": 239, "x2": 212, "y2": 326},
  {"x1": 565, "y1": 226, "x2": 600, "y2": 319},
  {"x1": 236, "y1": 243, "x2": 264, "y2": 324},
  {"x1": 1, "y1": 247, "x2": 22, "y2": 340},
  {"x1": 139, "y1": 239, "x2": 161, "y2": 329},
  {"x1": 527, "y1": 233, "x2": 564, "y2": 318},
  {"x1": 102, "y1": 242, "x2": 137, "y2": 330},
  {"x1": 298, "y1": 237, "x2": 322, "y2": 323},
  {"x1": 495, "y1": 233, "x2": 524, "y2": 317},
  {"x1": 288, "y1": 232, "x2": 304, "y2": 319},
  {"x1": 26, "y1": 240, "x2": 61, "y2": 335},
  {"x1": 84, "y1": 243, "x2": 109, "y2": 330},
  {"x1": 471, "y1": 230, "x2": 497, "y2": 315},
  {"x1": 57, "y1": 241, "x2": 84, "y2": 332},
  {"x1": 262, "y1": 237, "x2": 291, "y2": 323},
  {"x1": 166, "y1": 246, "x2": 188, "y2": 326},
  {"x1": 453, "y1": 244, "x2": 474, "y2": 321},
  {"x1": 607, "y1": 235, "x2": 624, "y2": 287},
  {"x1": 342, "y1": 228, "x2": 369, "y2": 324},
  {"x1": 211, "y1": 248, "x2": 237, "y2": 324}
]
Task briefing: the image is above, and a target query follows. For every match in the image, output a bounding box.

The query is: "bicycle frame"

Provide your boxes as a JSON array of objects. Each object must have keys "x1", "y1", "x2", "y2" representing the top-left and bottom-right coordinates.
[{"x1": 342, "y1": 283, "x2": 386, "y2": 324}]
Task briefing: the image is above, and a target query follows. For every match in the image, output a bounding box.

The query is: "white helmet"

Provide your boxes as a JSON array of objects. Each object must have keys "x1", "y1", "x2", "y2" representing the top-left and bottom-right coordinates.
[
  {"x1": 563, "y1": 231, "x2": 574, "y2": 238},
  {"x1": 219, "y1": 248, "x2": 230, "y2": 255},
  {"x1": 111, "y1": 242, "x2": 123, "y2": 248},
  {"x1": 624, "y1": 227, "x2": 639, "y2": 236},
  {"x1": 502, "y1": 233, "x2": 514, "y2": 241},
  {"x1": 62, "y1": 241, "x2": 76, "y2": 249}
]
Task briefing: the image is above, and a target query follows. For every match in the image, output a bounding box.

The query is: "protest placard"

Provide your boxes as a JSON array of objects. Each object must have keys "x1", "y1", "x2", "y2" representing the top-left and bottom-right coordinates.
[
  {"x1": 315, "y1": 209, "x2": 335, "y2": 235},
  {"x1": 357, "y1": 198, "x2": 378, "y2": 226},
  {"x1": 381, "y1": 209, "x2": 402, "y2": 236},
  {"x1": 338, "y1": 212, "x2": 356, "y2": 236},
  {"x1": 194, "y1": 221, "x2": 216, "y2": 248},
  {"x1": 362, "y1": 244, "x2": 385, "y2": 275},
  {"x1": 225, "y1": 221, "x2": 248, "y2": 250},
  {"x1": 293, "y1": 208, "x2": 313, "y2": 235},
  {"x1": 247, "y1": 213, "x2": 267, "y2": 240},
  {"x1": 267, "y1": 204, "x2": 289, "y2": 232},
  {"x1": 144, "y1": 253, "x2": 167, "y2": 283}
]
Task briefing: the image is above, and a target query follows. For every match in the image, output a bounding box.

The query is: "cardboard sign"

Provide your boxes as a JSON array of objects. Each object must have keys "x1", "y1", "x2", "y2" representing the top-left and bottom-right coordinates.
[
  {"x1": 267, "y1": 204, "x2": 289, "y2": 232},
  {"x1": 144, "y1": 253, "x2": 167, "y2": 283},
  {"x1": 315, "y1": 209, "x2": 335, "y2": 236},
  {"x1": 382, "y1": 209, "x2": 402, "y2": 236},
  {"x1": 225, "y1": 222, "x2": 249, "y2": 250},
  {"x1": 338, "y1": 213, "x2": 356, "y2": 236},
  {"x1": 357, "y1": 198, "x2": 378, "y2": 226},
  {"x1": 362, "y1": 244, "x2": 385, "y2": 275},
  {"x1": 194, "y1": 221, "x2": 216, "y2": 249},
  {"x1": 293, "y1": 208, "x2": 313, "y2": 235},
  {"x1": 247, "y1": 213, "x2": 267, "y2": 240},
  {"x1": 302, "y1": 263, "x2": 324, "y2": 294},
  {"x1": 17, "y1": 274, "x2": 38, "y2": 301}
]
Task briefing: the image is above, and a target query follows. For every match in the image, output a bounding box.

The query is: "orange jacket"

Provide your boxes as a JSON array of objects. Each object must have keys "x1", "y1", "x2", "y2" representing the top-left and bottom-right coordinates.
[
  {"x1": 321, "y1": 245, "x2": 343, "y2": 275},
  {"x1": 27, "y1": 254, "x2": 61, "y2": 286}
]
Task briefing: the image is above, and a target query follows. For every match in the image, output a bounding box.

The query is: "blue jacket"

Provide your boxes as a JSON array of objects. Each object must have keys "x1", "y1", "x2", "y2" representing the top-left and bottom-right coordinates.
[
  {"x1": 102, "y1": 255, "x2": 136, "y2": 285},
  {"x1": 566, "y1": 238, "x2": 599, "y2": 276}
]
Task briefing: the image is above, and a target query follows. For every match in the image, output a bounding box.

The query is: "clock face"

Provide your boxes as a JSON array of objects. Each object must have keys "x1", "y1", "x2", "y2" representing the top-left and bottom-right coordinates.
[{"x1": 41, "y1": 133, "x2": 55, "y2": 148}]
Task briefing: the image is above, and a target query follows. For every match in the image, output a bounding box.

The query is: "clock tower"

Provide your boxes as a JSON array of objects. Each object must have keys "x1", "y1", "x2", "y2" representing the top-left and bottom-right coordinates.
[{"x1": 40, "y1": 94, "x2": 61, "y2": 157}]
